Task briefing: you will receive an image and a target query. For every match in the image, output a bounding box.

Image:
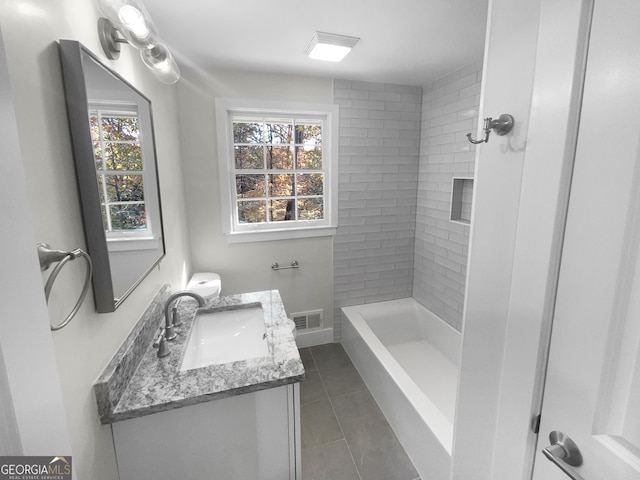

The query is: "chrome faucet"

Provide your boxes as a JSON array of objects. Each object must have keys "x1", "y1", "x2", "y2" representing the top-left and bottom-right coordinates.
[
  {"x1": 163, "y1": 291, "x2": 205, "y2": 341},
  {"x1": 153, "y1": 328, "x2": 170, "y2": 358}
]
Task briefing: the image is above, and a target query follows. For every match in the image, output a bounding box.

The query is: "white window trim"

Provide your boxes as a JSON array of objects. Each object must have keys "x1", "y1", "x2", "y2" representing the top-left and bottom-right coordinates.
[
  {"x1": 106, "y1": 236, "x2": 163, "y2": 252},
  {"x1": 90, "y1": 100, "x2": 162, "y2": 244},
  {"x1": 215, "y1": 98, "x2": 339, "y2": 243}
]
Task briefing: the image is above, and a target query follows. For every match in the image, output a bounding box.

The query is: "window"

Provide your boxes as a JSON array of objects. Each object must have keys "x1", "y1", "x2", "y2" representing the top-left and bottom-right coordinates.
[
  {"x1": 90, "y1": 106, "x2": 148, "y2": 237},
  {"x1": 216, "y1": 99, "x2": 338, "y2": 243},
  {"x1": 89, "y1": 102, "x2": 161, "y2": 251}
]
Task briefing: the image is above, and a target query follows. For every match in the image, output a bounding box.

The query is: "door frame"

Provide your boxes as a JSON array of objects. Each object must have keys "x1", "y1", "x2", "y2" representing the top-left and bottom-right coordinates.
[{"x1": 452, "y1": 0, "x2": 594, "y2": 478}]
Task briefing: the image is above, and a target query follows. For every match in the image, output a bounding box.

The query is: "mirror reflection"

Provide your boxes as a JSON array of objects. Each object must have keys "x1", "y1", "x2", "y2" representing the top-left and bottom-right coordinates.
[{"x1": 60, "y1": 40, "x2": 165, "y2": 312}]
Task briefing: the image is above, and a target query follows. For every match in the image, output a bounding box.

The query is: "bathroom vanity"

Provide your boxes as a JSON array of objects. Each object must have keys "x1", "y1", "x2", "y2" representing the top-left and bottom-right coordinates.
[{"x1": 94, "y1": 288, "x2": 304, "y2": 480}]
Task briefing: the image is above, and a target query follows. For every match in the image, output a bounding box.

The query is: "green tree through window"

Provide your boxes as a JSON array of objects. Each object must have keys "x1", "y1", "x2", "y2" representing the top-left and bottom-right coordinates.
[
  {"x1": 232, "y1": 117, "x2": 324, "y2": 225},
  {"x1": 90, "y1": 108, "x2": 147, "y2": 233}
]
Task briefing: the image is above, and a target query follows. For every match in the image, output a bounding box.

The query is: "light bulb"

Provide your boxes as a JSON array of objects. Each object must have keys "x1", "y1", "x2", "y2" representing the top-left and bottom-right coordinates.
[
  {"x1": 118, "y1": 5, "x2": 149, "y2": 38},
  {"x1": 99, "y1": 0, "x2": 158, "y2": 49},
  {"x1": 140, "y1": 44, "x2": 180, "y2": 84}
]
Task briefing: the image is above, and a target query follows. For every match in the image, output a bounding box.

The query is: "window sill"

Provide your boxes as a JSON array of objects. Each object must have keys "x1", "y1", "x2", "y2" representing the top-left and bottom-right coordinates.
[
  {"x1": 107, "y1": 236, "x2": 162, "y2": 251},
  {"x1": 225, "y1": 226, "x2": 337, "y2": 244}
]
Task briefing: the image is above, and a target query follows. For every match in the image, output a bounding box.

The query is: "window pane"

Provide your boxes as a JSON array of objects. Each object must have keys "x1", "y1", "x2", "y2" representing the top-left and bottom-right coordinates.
[
  {"x1": 90, "y1": 114, "x2": 99, "y2": 142},
  {"x1": 298, "y1": 198, "x2": 324, "y2": 220},
  {"x1": 109, "y1": 204, "x2": 147, "y2": 230},
  {"x1": 233, "y1": 122, "x2": 263, "y2": 144},
  {"x1": 295, "y1": 123, "x2": 322, "y2": 145},
  {"x1": 97, "y1": 175, "x2": 106, "y2": 203},
  {"x1": 105, "y1": 175, "x2": 145, "y2": 202},
  {"x1": 296, "y1": 146, "x2": 323, "y2": 169},
  {"x1": 265, "y1": 122, "x2": 293, "y2": 144},
  {"x1": 268, "y1": 174, "x2": 294, "y2": 197},
  {"x1": 101, "y1": 205, "x2": 108, "y2": 231},
  {"x1": 236, "y1": 174, "x2": 266, "y2": 198},
  {"x1": 234, "y1": 145, "x2": 263, "y2": 169},
  {"x1": 104, "y1": 142, "x2": 143, "y2": 170},
  {"x1": 266, "y1": 146, "x2": 293, "y2": 169},
  {"x1": 229, "y1": 113, "x2": 330, "y2": 231},
  {"x1": 238, "y1": 200, "x2": 266, "y2": 223},
  {"x1": 93, "y1": 141, "x2": 104, "y2": 169},
  {"x1": 270, "y1": 199, "x2": 295, "y2": 222},
  {"x1": 102, "y1": 115, "x2": 140, "y2": 141},
  {"x1": 297, "y1": 173, "x2": 324, "y2": 196}
]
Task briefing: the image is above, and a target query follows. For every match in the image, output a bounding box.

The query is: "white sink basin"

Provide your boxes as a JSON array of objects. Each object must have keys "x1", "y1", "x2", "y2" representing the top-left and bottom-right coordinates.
[{"x1": 180, "y1": 306, "x2": 269, "y2": 372}]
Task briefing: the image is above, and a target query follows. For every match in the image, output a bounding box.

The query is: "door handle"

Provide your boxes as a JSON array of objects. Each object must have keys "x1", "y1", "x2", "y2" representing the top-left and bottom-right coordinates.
[{"x1": 542, "y1": 431, "x2": 585, "y2": 480}]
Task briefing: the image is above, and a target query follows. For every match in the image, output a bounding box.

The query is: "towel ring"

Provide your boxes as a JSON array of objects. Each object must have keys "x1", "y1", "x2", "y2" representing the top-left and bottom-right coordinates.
[{"x1": 37, "y1": 243, "x2": 93, "y2": 331}]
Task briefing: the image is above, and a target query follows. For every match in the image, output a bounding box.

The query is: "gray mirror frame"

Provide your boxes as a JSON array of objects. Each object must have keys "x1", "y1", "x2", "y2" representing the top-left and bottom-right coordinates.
[{"x1": 59, "y1": 39, "x2": 165, "y2": 313}]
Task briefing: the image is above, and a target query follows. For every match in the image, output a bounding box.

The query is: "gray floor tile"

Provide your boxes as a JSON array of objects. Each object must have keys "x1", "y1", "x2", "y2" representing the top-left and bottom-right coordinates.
[
  {"x1": 310, "y1": 343, "x2": 352, "y2": 373},
  {"x1": 332, "y1": 390, "x2": 419, "y2": 480},
  {"x1": 299, "y1": 347, "x2": 316, "y2": 372},
  {"x1": 300, "y1": 342, "x2": 419, "y2": 480},
  {"x1": 300, "y1": 370, "x2": 326, "y2": 405},
  {"x1": 301, "y1": 439, "x2": 360, "y2": 480},
  {"x1": 301, "y1": 396, "x2": 343, "y2": 450},
  {"x1": 320, "y1": 363, "x2": 367, "y2": 398}
]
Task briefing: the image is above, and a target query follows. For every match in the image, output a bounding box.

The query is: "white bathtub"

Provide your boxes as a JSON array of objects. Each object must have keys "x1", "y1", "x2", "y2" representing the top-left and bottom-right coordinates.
[{"x1": 341, "y1": 298, "x2": 461, "y2": 480}]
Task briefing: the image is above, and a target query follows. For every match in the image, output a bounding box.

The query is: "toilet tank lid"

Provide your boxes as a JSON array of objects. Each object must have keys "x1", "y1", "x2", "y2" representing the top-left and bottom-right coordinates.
[{"x1": 187, "y1": 272, "x2": 221, "y2": 297}]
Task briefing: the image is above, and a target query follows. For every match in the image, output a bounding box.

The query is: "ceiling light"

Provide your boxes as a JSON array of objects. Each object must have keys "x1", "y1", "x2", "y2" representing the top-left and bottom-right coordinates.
[
  {"x1": 98, "y1": 0, "x2": 158, "y2": 49},
  {"x1": 304, "y1": 32, "x2": 360, "y2": 62},
  {"x1": 97, "y1": 0, "x2": 180, "y2": 84}
]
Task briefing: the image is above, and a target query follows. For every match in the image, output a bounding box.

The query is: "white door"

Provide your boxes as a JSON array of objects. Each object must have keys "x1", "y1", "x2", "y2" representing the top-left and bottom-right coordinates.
[{"x1": 532, "y1": 0, "x2": 640, "y2": 478}]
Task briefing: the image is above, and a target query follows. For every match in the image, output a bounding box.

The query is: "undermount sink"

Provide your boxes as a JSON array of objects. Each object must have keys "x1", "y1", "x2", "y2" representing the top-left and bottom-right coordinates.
[{"x1": 180, "y1": 305, "x2": 270, "y2": 372}]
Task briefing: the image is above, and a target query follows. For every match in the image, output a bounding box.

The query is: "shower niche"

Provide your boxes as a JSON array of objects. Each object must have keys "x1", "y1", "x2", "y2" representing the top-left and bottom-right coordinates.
[{"x1": 450, "y1": 177, "x2": 474, "y2": 225}]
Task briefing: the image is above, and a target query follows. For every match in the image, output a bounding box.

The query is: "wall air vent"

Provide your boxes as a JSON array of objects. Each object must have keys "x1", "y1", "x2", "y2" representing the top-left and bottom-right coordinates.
[{"x1": 291, "y1": 309, "x2": 324, "y2": 330}]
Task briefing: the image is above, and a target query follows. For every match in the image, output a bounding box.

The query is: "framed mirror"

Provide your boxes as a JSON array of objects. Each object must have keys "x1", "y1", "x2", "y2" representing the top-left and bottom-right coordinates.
[{"x1": 59, "y1": 40, "x2": 165, "y2": 313}]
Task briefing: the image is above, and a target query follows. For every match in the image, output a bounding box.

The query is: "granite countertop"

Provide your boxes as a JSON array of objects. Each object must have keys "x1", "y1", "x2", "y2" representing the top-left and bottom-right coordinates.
[{"x1": 94, "y1": 287, "x2": 304, "y2": 424}]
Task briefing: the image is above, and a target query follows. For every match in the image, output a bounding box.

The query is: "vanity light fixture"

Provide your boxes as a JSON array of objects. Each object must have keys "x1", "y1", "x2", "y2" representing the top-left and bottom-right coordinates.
[
  {"x1": 304, "y1": 31, "x2": 360, "y2": 62},
  {"x1": 97, "y1": 0, "x2": 180, "y2": 84}
]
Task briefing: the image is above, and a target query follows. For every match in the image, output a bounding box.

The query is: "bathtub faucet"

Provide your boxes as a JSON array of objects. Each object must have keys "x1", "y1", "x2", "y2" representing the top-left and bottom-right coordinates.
[{"x1": 163, "y1": 291, "x2": 205, "y2": 341}]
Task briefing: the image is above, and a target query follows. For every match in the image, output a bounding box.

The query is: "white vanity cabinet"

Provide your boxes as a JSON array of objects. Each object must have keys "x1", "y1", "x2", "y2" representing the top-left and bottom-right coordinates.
[{"x1": 112, "y1": 383, "x2": 301, "y2": 480}]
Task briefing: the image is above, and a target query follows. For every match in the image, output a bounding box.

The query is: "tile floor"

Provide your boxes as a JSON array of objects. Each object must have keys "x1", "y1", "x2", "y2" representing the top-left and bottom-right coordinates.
[{"x1": 299, "y1": 343, "x2": 421, "y2": 480}]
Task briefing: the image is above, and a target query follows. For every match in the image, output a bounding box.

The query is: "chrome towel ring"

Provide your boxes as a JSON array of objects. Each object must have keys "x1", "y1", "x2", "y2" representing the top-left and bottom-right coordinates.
[{"x1": 37, "y1": 243, "x2": 93, "y2": 331}]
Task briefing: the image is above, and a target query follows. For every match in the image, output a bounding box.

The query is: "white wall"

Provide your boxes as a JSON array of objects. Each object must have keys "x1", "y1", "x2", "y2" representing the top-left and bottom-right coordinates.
[
  {"x1": 0, "y1": 1, "x2": 192, "y2": 478},
  {"x1": 414, "y1": 62, "x2": 482, "y2": 331},
  {"x1": 177, "y1": 69, "x2": 335, "y2": 333},
  {"x1": 332, "y1": 79, "x2": 422, "y2": 341},
  {"x1": 0, "y1": 22, "x2": 71, "y2": 457},
  {"x1": 452, "y1": 0, "x2": 541, "y2": 477},
  {"x1": 452, "y1": 0, "x2": 592, "y2": 478}
]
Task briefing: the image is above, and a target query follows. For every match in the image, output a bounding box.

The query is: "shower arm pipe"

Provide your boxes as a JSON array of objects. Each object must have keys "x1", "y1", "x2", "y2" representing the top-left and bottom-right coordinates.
[
  {"x1": 271, "y1": 260, "x2": 300, "y2": 271},
  {"x1": 37, "y1": 243, "x2": 93, "y2": 331},
  {"x1": 466, "y1": 114, "x2": 514, "y2": 144}
]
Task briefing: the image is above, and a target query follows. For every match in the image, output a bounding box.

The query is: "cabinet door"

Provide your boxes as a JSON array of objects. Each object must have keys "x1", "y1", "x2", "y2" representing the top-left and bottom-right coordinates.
[{"x1": 113, "y1": 384, "x2": 299, "y2": 480}]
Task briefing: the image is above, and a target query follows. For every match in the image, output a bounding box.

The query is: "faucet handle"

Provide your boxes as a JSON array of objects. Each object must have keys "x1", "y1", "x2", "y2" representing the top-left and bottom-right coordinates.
[
  {"x1": 171, "y1": 305, "x2": 182, "y2": 327},
  {"x1": 153, "y1": 328, "x2": 170, "y2": 358}
]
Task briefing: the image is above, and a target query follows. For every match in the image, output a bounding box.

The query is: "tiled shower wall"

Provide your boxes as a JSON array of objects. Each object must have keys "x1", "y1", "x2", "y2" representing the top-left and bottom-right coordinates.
[
  {"x1": 413, "y1": 61, "x2": 483, "y2": 331},
  {"x1": 333, "y1": 80, "x2": 423, "y2": 340}
]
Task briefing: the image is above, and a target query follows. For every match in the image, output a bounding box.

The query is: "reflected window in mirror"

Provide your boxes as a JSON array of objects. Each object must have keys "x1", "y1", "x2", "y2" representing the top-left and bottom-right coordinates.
[
  {"x1": 89, "y1": 104, "x2": 160, "y2": 247},
  {"x1": 91, "y1": 106, "x2": 147, "y2": 235},
  {"x1": 60, "y1": 40, "x2": 165, "y2": 312}
]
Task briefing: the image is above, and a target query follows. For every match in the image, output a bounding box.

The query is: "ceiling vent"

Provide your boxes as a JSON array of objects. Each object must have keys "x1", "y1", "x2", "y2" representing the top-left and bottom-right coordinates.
[{"x1": 304, "y1": 32, "x2": 360, "y2": 62}]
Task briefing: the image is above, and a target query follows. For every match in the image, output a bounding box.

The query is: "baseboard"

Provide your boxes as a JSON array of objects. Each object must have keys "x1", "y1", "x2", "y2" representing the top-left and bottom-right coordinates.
[{"x1": 295, "y1": 327, "x2": 334, "y2": 348}]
